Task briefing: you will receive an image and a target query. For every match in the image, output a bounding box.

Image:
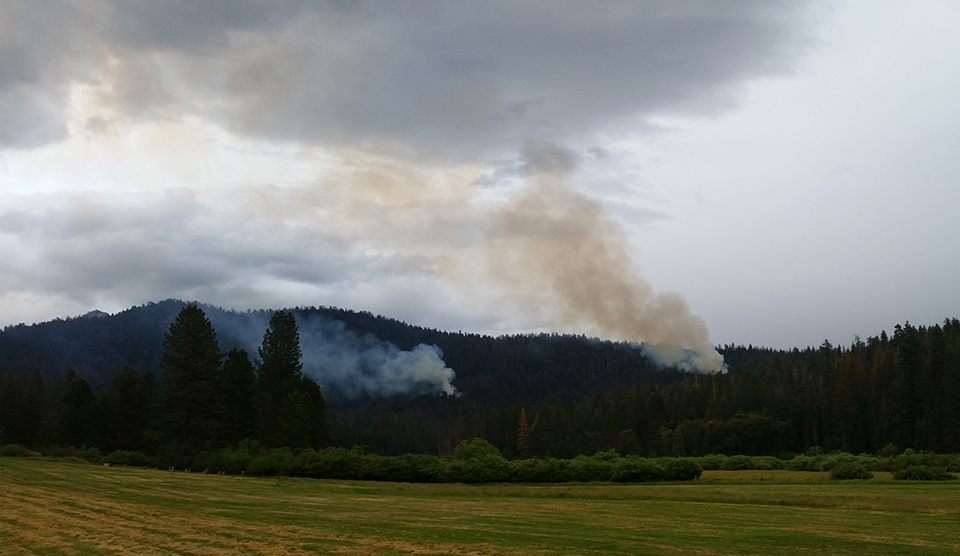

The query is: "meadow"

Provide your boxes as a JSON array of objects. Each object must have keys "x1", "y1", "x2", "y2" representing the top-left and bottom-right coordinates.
[{"x1": 2, "y1": 458, "x2": 959, "y2": 555}]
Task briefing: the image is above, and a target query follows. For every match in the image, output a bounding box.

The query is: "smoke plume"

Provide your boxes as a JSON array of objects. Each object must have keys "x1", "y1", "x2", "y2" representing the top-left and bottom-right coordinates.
[
  {"x1": 484, "y1": 140, "x2": 724, "y2": 372},
  {"x1": 248, "y1": 139, "x2": 725, "y2": 373},
  {"x1": 207, "y1": 308, "x2": 456, "y2": 397}
]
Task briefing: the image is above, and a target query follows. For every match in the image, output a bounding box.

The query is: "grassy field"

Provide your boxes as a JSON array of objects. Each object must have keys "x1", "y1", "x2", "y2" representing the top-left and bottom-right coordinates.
[{"x1": 2, "y1": 458, "x2": 959, "y2": 555}]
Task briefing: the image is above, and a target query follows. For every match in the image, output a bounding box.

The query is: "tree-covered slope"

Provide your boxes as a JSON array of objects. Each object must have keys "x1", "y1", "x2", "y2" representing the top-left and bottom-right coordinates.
[
  {"x1": 0, "y1": 300, "x2": 669, "y2": 404},
  {"x1": 4, "y1": 301, "x2": 958, "y2": 459}
]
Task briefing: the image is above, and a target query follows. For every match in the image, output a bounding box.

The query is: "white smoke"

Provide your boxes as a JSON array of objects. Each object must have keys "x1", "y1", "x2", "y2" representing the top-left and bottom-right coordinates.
[
  {"x1": 206, "y1": 308, "x2": 456, "y2": 397},
  {"x1": 294, "y1": 315, "x2": 456, "y2": 397},
  {"x1": 639, "y1": 343, "x2": 728, "y2": 374}
]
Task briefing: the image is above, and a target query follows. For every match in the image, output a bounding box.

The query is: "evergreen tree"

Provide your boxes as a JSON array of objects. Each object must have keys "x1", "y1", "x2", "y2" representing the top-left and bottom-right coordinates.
[
  {"x1": 0, "y1": 368, "x2": 19, "y2": 445},
  {"x1": 54, "y1": 370, "x2": 97, "y2": 448},
  {"x1": 517, "y1": 408, "x2": 530, "y2": 458},
  {"x1": 257, "y1": 310, "x2": 327, "y2": 448},
  {"x1": 942, "y1": 319, "x2": 960, "y2": 451},
  {"x1": 0, "y1": 368, "x2": 44, "y2": 446},
  {"x1": 890, "y1": 323, "x2": 921, "y2": 449},
  {"x1": 220, "y1": 348, "x2": 257, "y2": 445},
  {"x1": 160, "y1": 305, "x2": 223, "y2": 453},
  {"x1": 21, "y1": 370, "x2": 47, "y2": 447},
  {"x1": 100, "y1": 366, "x2": 159, "y2": 453}
]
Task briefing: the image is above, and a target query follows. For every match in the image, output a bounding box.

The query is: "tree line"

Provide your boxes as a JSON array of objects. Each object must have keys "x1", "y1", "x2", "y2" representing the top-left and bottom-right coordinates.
[
  {"x1": 322, "y1": 320, "x2": 960, "y2": 459},
  {"x1": 2, "y1": 301, "x2": 960, "y2": 461},
  {"x1": 0, "y1": 305, "x2": 326, "y2": 466},
  {"x1": 492, "y1": 319, "x2": 960, "y2": 458}
]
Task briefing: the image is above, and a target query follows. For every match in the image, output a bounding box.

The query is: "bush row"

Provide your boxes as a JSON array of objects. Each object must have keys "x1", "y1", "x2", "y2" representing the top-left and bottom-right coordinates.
[
  {"x1": 4, "y1": 441, "x2": 702, "y2": 483},
  {"x1": 198, "y1": 442, "x2": 704, "y2": 483},
  {"x1": 696, "y1": 450, "x2": 960, "y2": 475},
  {"x1": 4, "y1": 442, "x2": 959, "y2": 482}
]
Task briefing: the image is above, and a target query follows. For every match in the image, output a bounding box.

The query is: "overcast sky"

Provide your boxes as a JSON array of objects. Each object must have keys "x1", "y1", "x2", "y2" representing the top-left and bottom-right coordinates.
[{"x1": 1, "y1": 0, "x2": 958, "y2": 353}]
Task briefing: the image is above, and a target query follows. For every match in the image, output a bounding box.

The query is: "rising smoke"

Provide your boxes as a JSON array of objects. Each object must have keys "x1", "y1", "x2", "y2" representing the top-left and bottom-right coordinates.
[
  {"x1": 207, "y1": 308, "x2": 456, "y2": 397},
  {"x1": 254, "y1": 138, "x2": 726, "y2": 373},
  {"x1": 0, "y1": 3, "x2": 762, "y2": 374},
  {"x1": 483, "y1": 139, "x2": 724, "y2": 372}
]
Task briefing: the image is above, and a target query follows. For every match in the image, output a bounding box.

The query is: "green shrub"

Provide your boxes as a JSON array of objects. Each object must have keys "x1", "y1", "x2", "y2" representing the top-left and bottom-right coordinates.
[
  {"x1": 890, "y1": 450, "x2": 942, "y2": 472},
  {"x1": 509, "y1": 458, "x2": 571, "y2": 483},
  {"x1": 719, "y1": 455, "x2": 754, "y2": 470},
  {"x1": 75, "y1": 446, "x2": 103, "y2": 463},
  {"x1": 854, "y1": 455, "x2": 882, "y2": 471},
  {"x1": 40, "y1": 445, "x2": 77, "y2": 457},
  {"x1": 298, "y1": 446, "x2": 364, "y2": 480},
  {"x1": 471, "y1": 455, "x2": 511, "y2": 483},
  {"x1": 663, "y1": 459, "x2": 703, "y2": 481},
  {"x1": 878, "y1": 443, "x2": 899, "y2": 457},
  {"x1": 698, "y1": 454, "x2": 726, "y2": 470},
  {"x1": 892, "y1": 466, "x2": 957, "y2": 481},
  {"x1": 785, "y1": 455, "x2": 815, "y2": 471},
  {"x1": 945, "y1": 456, "x2": 960, "y2": 473},
  {"x1": 247, "y1": 448, "x2": 296, "y2": 476},
  {"x1": 830, "y1": 462, "x2": 873, "y2": 480},
  {"x1": 612, "y1": 457, "x2": 664, "y2": 482},
  {"x1": 568, "y1": 454, "x2": 614, "y2": 482},
  {"x1": 454, "y1": 438, "x2": 501, "y2": 460},
  {"x1": 821, "y1": 454, "x2": 852, "y2": 471},
  {"x1": 103, "y1": 450, "x2": 151, "y2": 467},
  {"x1": 403, "y1": 454, "x2": 444, "y2": 483},
  {"x1": 752, "y1": 456, "x2": 785, "y2": 470},
  {"x1": 0, "y1": 444, "x2": 32, "y2": 457},
  {"x1": 592, "y1": 449, "x2": 619, "y2": 462}
]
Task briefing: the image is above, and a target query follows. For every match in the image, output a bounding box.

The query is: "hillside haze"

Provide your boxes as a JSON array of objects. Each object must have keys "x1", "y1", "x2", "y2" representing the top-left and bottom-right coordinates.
[{"x1": 0, "y1": 299, "x2": 670, "y2": 403}]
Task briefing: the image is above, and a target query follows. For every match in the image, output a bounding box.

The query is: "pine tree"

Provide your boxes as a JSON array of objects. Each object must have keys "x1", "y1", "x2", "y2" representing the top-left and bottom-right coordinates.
[
  {"x1": 54, "y1": 369, "x2": 97, "y2": 448},
  {"x1": 890, "y1": 323, "x2": 921, "y2": 449},
  {"x1": 220, "y1": 348, "x2": 257, "y2": 445},
  {"x1": 100, "y1": 366, "x2": 159, "y2": 453},
  {"x1": 257, "y1": 311, "x2": 327, "y2": 448},
  {"x1": 160, "y1": 305, "x2": 223, "y2": 453},
  {"x1": 22, "y1": 370, "x2": 46, "y2": 448},
  {"x1": 516, "y1": 408, "x2": 529, "y2": 458}
]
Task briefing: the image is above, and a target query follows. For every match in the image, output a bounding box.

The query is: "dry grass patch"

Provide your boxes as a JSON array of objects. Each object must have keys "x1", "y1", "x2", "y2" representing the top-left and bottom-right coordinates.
[{"x1": 4, "y1": 458, "x2": 960, "y2": 555}]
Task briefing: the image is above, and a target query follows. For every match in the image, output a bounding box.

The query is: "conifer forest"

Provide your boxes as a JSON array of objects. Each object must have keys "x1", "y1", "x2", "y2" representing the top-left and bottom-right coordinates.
[{"x1": 2, "y1": 300, "x2": 959, "y2": 473}]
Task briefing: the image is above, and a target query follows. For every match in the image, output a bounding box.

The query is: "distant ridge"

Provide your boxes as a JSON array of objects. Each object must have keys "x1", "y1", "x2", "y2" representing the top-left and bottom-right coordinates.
[
  {"x1": 0, "y1": 299, "x2": 674, "y2": 401},
  {"x1": 79, "y1": 310, "x2": 110, "y2": 319}
]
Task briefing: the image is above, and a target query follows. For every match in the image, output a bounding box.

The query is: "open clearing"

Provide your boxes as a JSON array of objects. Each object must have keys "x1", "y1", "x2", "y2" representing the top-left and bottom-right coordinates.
[{"x1": 2, "y1": 458, "x2": 959, "y2": 555}]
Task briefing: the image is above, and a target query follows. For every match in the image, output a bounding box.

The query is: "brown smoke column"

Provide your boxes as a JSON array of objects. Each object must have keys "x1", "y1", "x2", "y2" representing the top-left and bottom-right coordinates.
[{"x1": 486, "y1": 139, "x2": 724, "y2": 372}]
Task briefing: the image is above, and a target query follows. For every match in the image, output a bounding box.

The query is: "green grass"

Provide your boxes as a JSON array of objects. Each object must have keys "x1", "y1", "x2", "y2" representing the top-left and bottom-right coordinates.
[{"x1": 2, "y1": 458, "x2": 959, "y2": 555}]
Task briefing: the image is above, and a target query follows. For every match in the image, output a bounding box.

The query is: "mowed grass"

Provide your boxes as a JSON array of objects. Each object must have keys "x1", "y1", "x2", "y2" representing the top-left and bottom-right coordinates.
[{"x1": 2, "y1": 458, "x2": 959, "y2": 555}]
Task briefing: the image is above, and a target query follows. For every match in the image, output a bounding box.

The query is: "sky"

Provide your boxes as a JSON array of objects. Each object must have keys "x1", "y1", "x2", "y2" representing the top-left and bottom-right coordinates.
[{"x1": 1, "y1": 1, "x2": 959, "y2": 361}]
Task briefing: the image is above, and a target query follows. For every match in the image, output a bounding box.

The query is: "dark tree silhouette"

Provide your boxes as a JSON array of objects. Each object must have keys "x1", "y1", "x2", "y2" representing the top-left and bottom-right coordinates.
[
  {"x1": 160, "y1": 305, "x2": 223, "y2": 453},
  {"x1": 257, "y1": 311, "x2": 327, "y2": 448},
  {"x1": 220, "y1": 348, "x2": 257, "y2": 444}
]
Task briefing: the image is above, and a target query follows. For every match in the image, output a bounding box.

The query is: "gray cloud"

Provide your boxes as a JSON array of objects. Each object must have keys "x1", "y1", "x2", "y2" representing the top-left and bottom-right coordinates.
[
  {"x1": 0, "y1": 1, "x2": 814, "y2": 151},
  {"x1": 0, "y1": 1, "x2": 821, "y2": 366},
  {"x1": 0, "y1": 189, "x2": 378, "y2": 309}
]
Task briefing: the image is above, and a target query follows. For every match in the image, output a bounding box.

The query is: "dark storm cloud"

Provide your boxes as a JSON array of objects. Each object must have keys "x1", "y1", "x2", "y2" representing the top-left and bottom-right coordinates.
[{"x1": 0, "y1": 0, "x2": 814, "y2": 151}]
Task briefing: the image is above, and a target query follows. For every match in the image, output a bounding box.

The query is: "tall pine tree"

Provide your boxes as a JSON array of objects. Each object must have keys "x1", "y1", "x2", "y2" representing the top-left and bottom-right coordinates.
[
  {"x1": 160, "y1": 305, "x2": 223, "y2": 454},
  {"x1": 100, "y1": 365, "x2": 159, "y2": 453},
  {"x1": 220, "y1": 348, "x2": 257, "y2": 445},
  {"x1": 256, "y1": 310, "x2": 327, "y2": 448}
]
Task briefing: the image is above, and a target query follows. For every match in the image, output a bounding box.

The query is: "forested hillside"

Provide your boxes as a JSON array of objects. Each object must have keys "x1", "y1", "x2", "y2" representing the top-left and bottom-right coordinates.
[
  {"x1": 1, "y1": 301, "x2": 959, "y2": 459},
  {"x1": 0, "y1": 300, "x2": 666, "y2": 399}
]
